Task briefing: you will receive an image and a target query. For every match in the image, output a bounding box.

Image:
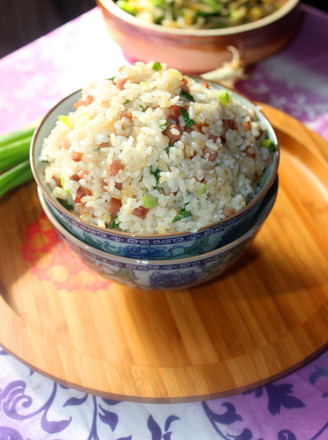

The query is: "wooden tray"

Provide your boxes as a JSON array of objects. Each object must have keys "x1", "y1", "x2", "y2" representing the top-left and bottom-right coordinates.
[{"x1": 0, "y1": 104, "x2": 328, "y2": 403}]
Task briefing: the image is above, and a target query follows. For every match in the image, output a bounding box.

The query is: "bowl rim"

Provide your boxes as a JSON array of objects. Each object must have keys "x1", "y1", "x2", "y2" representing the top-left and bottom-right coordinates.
[
  {"x1": 97, "y1": 0, "x2": 300, "y2": 37},
  {"x1": 37, "y1": 183, "x2": 276, "y2": 266},
  {"x1": 30, "y1": 78, "x2": 279, "y2": 240}
]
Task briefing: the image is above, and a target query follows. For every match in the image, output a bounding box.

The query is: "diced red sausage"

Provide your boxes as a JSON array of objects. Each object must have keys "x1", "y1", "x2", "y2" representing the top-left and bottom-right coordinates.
[
  {"x1": 74, "y1": 95, "x2": 94, "y2": 109},
  {"x1": 71, "y1": 151, "x2": 83, "y2": 162},
  {"x1": 245, "y1": 146, "x2": 256, "y2": 158},
  {"x1": 116, "y1": 78, "x2": 127, "y2": 90},
  {"x1": 132, "y1": 206, "x2": 149, "y2": 219},
  {"x1": 107, "y1": 160, "x2": 123, "y2": 176},
  {"x1": 75, "y1": 187, "x2": 92, "y2": 203},
  {"x1": 163, "y1": 124, "x2": 183, "y2": 144},
  {"x1": 223, "y1": 119, "x2": 237, "y2": 130},
  {"x1": 121, "y1": 110, "x2": 132, "y2": 120},
  {"x1": 106, "y1": 197, "x2": 122, "y2": 217},
  {"x1": 201, "y1": 80, "x2": 209, "y2": 89},
  {"x1": 243, "y1": 120, "x2": 252, "y2": 131},
  {"x1": 202, "y1": 148, "x2": 217, "y2": 161},
  {"x1": 166, "y1": 105, "x2": 181, "y2": 121}
]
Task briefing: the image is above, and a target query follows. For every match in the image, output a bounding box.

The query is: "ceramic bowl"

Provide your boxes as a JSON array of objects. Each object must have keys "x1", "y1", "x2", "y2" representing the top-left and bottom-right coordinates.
[
  {"x1": 38, "y1": 177, "x2": 277, "y2": 290},
  {"x1": 97, "y1": 0, "x2": 300, "y2": 74},
  {"x1": 30, "y1": 83, "x2": 279, "y2": 260}
]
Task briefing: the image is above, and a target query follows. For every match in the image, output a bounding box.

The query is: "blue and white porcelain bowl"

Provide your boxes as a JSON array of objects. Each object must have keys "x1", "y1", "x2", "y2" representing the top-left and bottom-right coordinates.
[
  {"x1": 30, "y1": 82, "x2": 279, "y2": 261},
  {"x1": 37, "y1": 179, "x2": 277, "y2": 291}
]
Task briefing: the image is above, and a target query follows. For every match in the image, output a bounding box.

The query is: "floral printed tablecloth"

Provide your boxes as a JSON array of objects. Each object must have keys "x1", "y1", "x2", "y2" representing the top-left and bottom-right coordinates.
[{"x1": 1, "y1": 4, "x2": 328, "y2": 439}]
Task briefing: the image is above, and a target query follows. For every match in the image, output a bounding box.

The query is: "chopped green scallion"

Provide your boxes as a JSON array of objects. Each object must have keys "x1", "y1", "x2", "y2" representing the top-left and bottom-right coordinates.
[
  {"x1": 116, "y1": 0, "x2": 136, "y2": 15},
  {"x1": 172, "y1": 207, "x2": 192, "y2": 223},
  {"x1": 58, "y1": 115, "x2": 72, "y2": 127},
  {"x1": 109, "y1": 216, "x2": 120, "y2": 229},
  {"x1": 179, "y1": 108, "x2": 195, "y2": 128},
  {"x1": 150, "y1": 167, "x2": 161, "y2": 185},
  {"x1": 142, "y1": 194, "x2": 157, "y2": 208},
  {"x1": 261, "y1": 138, "x2": 277, "y2": 152},
  {"x1": 179, "y1": 89, "x2": 195, "y2": 102},
  {"x1": 218, "y1": 89, "x2": 229, "y2": 104},
  {"x1": 152, "y1": 62, "x2": 162, "y2": 71},
  {"x1": 196, "y1": 183, "x2": 207, "y2": 196},
  {"x1": 165, "y1": 144, "x2": 174, "y2": 153}
]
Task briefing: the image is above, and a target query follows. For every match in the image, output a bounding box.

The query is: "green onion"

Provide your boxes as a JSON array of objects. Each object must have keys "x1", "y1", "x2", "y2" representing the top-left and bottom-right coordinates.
[
  {"x1": 0, "y1": 127, "x2": 36, "y2": 198},
  {"x1": 58, "y1": 199, "x2": 74, "y2": 211},
  {"x1": 218, "y1": 89, "x2": 229, "y2": 104},
  {"x1": 172, "y1": 207, "x2": 192, "y2": 223},
  {"x1": 150, "y1": 167, "x2": 161, "y2": 185},
  {"x1": 196, "y1": 183, "x2": 207, "y2": 196},
  {"x1": 0, "y1": 127, "x2": 35, "y2": 148},
  {"x1": 0, "y1": 160, "x2": 33, "y2": 199},
  {"x1": 142, "y1": 194, "x2": 157, "y2": 208},
  {"x1": 152, "y1": 62, "x2": 162, "y2": 71},
  {"x1": 179, "y1": 89, "x2": 195, "y2": 102},
  {"x1": 165, "y1": 144, "x2": 174, "y2": 153},
  {"x1": 0, "y1": 137, "x2": 31, "y2": 172},
  {"x1": 179, "y1": 108, "x2": 195, "y2": 128},
  {"x1": 124, "y1": 99, "x2": 131, "y2": 105},
  {"x1": 214, "y1": 161, "x2": 223, "y2": 167},
  {"x1": 109, "y1": 216, "x2": 120, "y2": 229},
  {"x1": 58, "y1": 115, "x2": 71, "y2": 127},
  {"x1": 107, "y1": 76, "x2": 116, "y2": 81},
  {"x1": 159, "y1": 122, "x2": 168, "y2": 130},
  {"x1": 116, "y1": 0, "x2": 137, "y2": 15},
  {"x1": 93, "y1": 147, "x2": 100, "y2": 152},
  {"x1": 261, "y1": 138, "x2": 277, "y2": 152}
]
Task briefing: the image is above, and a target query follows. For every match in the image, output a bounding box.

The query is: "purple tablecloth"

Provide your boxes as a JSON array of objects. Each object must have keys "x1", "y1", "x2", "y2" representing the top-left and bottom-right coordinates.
[{"x1": 1, "y1": 5, "x2": 328, "y2": 439}]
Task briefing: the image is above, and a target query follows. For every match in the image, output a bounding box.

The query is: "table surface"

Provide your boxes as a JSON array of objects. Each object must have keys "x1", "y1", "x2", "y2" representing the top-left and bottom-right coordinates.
[{"x1": 1, "y1": 4, "x2": 328, "y2": 439}]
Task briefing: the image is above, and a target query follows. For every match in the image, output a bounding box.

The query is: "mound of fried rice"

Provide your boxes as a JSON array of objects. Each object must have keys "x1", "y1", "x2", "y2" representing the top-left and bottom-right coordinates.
[{"x1": 41, "y1": 61, "x2": 274, "y2": 234}]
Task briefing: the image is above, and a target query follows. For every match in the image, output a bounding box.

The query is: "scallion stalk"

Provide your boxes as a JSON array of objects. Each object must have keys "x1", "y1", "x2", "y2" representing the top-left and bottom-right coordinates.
[
  {"x1": 0, "y1": 127, "x2": 35, "y2": 148},
  {"x1": 0, "y1": 160, "x2": 33, "y2": 198}
]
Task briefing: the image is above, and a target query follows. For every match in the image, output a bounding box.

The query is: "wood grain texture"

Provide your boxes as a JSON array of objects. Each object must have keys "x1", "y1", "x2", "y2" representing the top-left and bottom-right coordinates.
[{"x1": 0, "y1": 104, "x2": 327, "y2": 402}]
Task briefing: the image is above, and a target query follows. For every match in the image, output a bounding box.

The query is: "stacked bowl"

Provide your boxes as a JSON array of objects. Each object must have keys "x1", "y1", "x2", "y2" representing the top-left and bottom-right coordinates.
[{"x1": 30, "y1": 65, "x2": 279, "y2": 290}]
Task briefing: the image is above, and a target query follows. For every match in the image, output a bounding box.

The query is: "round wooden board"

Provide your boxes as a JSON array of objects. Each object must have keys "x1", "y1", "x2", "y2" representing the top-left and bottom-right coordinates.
[{"x1": 0, "y1": 104, "x2": 328, "y2": 403}]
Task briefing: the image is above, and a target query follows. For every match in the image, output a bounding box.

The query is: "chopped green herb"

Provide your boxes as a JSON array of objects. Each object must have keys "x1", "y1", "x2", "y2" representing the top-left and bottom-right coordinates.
[
  {"x1": 124, "y1": 99, "x2": 131, "y2": 105},
  {"x1": 109, "y1": 216, "x2": 120, "y2": 229},
  {"x1": 58, "y1": 115, "x2": 72, "y2": 127},
  {"x1": 0, "y1": 127, "x2": 35, "y2": 148},
  {"x1": 142, "y1": 194, "x2": 157, "y2": 208},
  {"x1": 196, "y1": 183, "x2": 207, "y2": 196},
  {"x1": 150, "y1": 167, "x2": 161, "y2": 185},
  {"x1": 256, "y1": 174, "x2": 264, "y2": 184},
  {"x1": 218, "y1": 89, "x2": 229, "y2": 104},
  {"x1": 0, "y1": 160, "x2": 32, "y2": 199},
  {"x1": 139, "y1": 104, "x2": 144, "y2": 109},
  {"x1": 179, "y1": 89, "x2": 195, "y2": 102},
  {"x1": 214, "y1": 161, "x2": 223, "y2": 167},
  {"x1": 152, "y1": 62, "x2": 162, "y2": 71},
  {"x1": 165, "y1": 144, "x2": 174, "y2": 153},
  {"x1": 179, "y1": 108, "x2": 195, "y2": 128},
  {"x1": 116, "y1": 0, "x2": 136, "y2": 15},
  {"x1": 172, "y1": 207, "x2": 192, "y2": 223},
  {"x1": 261, "y1": 138, "x2": 277, "y2": 152},
  {"x1": 93, "y1": 147, "x2": 100, "y2": 152},
  {"x1": 159, "y1": 122, "x2": 168, "y2": 130},
  {"x1": 151, "y1": 0, "x2": 165, "y2": 6},
  {"x1": 107, "y1": 76, "x2": 116, "y2": 81},
  {"x1": 58, "y1": 198, "x2": 74, "y2": 211}
]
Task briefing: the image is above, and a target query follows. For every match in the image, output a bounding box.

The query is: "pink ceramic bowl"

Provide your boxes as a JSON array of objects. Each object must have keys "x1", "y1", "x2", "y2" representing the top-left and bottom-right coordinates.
[{"x1": 97, "y1": 0, "x2": 300, "y2": 74}]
